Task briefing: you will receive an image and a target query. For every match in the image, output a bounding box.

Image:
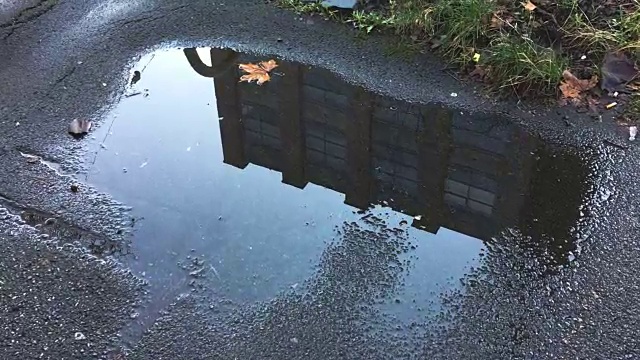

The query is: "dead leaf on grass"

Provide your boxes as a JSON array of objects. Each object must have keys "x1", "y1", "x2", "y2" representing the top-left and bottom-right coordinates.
[
  {"x1": 469, "y1": 65, "x2": 488, "y2": 81},
  {"x1": 490, "y1": 9, "x2": 514, "y2": 30},
  {"x1": 490, "y1": 15, "x2": 503, "y2": 29},
  {"x1": 522, "y1": 1, "x2": 537, "y2": 11},
  {"x1": 559, "y1": 70, "x2": 598, "y2": 99},
  {"x1": 238, "y1": 60, "x2": 279, "y2": 85},
  {"x1": 627, "y1": 81, "x2": 640, "y2": 92},
  {"x1": 601, "y1": 52, "x2": 639, "y2": 92}
]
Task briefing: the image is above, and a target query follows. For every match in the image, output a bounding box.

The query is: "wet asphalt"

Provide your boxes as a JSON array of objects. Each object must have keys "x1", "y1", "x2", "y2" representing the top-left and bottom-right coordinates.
[{"x1": 1, "y1": 0, "x2": 640, "y2": 359}]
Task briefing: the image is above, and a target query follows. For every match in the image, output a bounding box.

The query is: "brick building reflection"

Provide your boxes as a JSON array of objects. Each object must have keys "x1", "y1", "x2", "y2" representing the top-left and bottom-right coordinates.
[{"x1": 184, "y1": 48, "x2": 586, "y2": 255}]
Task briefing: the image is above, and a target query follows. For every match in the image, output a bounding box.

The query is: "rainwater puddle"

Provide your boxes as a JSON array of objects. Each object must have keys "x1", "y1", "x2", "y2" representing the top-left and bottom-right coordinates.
[
  {"x1": 85, "y1": 48, "x2": 590, "y2": 341},
  {"x1": 320, "y1": 0, "x2": 358, "y2": 8}
]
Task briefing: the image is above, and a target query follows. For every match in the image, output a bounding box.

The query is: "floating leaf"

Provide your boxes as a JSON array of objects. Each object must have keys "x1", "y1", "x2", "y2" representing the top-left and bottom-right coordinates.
[{"x1": 238, "y1": 60, "x2": 279, "y2": 85}]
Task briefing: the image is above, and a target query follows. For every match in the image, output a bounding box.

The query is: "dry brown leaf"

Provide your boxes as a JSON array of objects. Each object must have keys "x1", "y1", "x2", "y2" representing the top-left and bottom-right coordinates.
[
  {"x1": 490, "y1": 14, "x2": 503, "y2": 29},
  {"x1": 489, "y1": 9, "x2": 514, "y2": 30},
  {"x1": 559, "y1": 82, "x2": 581, "y2": 99},
  {"x1": 259, "y1": 60, "x2": 278, "y2": 72},
  {"x1": 627, "y1": 81, "x2": 640, "y2": 91},
  {"x1": 559, "y1": 70, "x2": 598, "y2": 99},
  {"x1": 238, "y1": 60, "x2": 279, "y2": 85},
  {"x1": 238, "y1": 63, "x2": 265, "y2": 74},
  {"x1": 522, "y1": 1, "x2": 537, "y2": 11},
  {"x1": 587, "y1": 96, "x2": 599, "y2": 113},
  {"x1": 239, "y1": 72, "x2": 271, "y2": 85},
  {"x1": 469, "y1": 65, "x2": 488, "y2": 80}
]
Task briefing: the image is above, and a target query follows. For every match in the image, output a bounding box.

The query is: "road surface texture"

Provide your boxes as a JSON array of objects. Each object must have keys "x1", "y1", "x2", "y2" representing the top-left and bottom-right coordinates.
[{"x1": 0, "y1": 0, "x2": 639, "y2": 359}]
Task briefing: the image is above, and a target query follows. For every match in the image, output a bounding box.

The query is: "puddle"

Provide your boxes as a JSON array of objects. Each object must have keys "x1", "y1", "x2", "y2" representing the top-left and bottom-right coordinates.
[
  {"x1": 85, "y1": 48, "x2": 589, "y2": 343},
  {"x1": 320, "y1": 0, "x2": 358, "y2": 8}
]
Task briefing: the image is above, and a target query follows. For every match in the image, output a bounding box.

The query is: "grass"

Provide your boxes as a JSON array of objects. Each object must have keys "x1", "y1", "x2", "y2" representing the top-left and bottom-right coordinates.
[
  {"x1": 485, "y1": 36, "x2": 567, "y2": 96},
  {"x1": 425, "y1": 0, "x2": 496, "y2": 61},
  {"x1": 621, "y1": 94, "x2": 640, "y2": 124},
  {"x1": 276, "y1": 0, "x2": 640, "y2": 102}
]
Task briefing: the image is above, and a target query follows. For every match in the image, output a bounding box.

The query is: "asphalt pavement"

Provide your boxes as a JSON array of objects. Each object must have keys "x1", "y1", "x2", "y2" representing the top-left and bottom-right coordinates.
[{"x1": 1, "y1": 0, "x2": 640, "y2": 359}]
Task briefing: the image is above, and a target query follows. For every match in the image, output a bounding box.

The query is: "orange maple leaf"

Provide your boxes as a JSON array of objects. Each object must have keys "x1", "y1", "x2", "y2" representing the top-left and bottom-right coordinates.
[
  {"x1": 238, "y1": 60, "x2": 279, "y2": 85},
  {"x1": 259, "y1": 59, "x2": 278, "y2": 72},
  {"x1": 559, "y1": 70, "x2": 598, "y2": 99}
]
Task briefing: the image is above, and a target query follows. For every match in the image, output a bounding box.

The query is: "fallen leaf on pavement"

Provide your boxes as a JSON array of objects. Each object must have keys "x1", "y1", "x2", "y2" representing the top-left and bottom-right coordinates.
[
  {"x1": 522, "y1": 1, "x2": 537, "y2": 11},
  {"x1": 68, "y1": 118, "x2": 92, "y2": 138},
  {"x1": 601, "y1": 52, "x2": 638, "y2": 92},
  {"x1": 239, "y1": 60, "x2": 279, "y2": 85},
  {"x1": 559, "y1": 70, "x2": 598, "y2": 99}
]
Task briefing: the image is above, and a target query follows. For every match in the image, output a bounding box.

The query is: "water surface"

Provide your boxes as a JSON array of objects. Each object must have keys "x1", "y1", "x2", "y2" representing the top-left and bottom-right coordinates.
[{"x1": 85, "y1": 47, "x2": 588, "y2": 341}]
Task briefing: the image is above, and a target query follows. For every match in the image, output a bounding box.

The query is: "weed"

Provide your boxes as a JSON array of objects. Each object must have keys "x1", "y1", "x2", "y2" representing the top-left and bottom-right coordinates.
[
  {"x1": 349, "y1": 10, "x2": 393, "y2": 33},
  {"x1": 621, "y1": 94, "x2": 640, "y2": 124},
  {"x1": 619, "y1": 3, "x2": 640, "y2": 54},
  {"x1": 562, "y1": 13, "x2": 621, "y2": 56},
  {"x1": 427, "y1": 0, "x2": 496, "y2": 61},
  {"x1": 485, "y1": 36, "x2": 566, "y2": 95},
  {"x1": 386, "y1": 0, "x2": 433, "y2": 35},
  {"x1": 278, "y1": 0, "x2": 339, "y2": 19},
  {"x1": 275, "y1": 0, "x2": 640, "y2": 99}
]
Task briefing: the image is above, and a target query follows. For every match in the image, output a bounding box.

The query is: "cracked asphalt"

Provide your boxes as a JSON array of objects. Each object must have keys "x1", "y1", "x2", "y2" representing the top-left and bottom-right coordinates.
[{"x1": 1, "y1": 0, "x2": 640, "y2": 359}]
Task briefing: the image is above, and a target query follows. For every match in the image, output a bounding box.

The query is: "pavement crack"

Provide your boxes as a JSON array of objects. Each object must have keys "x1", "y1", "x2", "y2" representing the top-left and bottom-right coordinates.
[
  {"x1": 51, "y1": 65, "x2": 77, "y2": 86},
  {"x1": 118, "y1": 4, "x2": 188, "y2": 27},
  {"x1": 0, "y1": 0, "x2": 58, "y2": 40},
  {"x1": 0, "y1": 193, "x2": 128, "y2": 257},
  {"x1": 0, "y1": 192, "x2": 20, "y2": 207},
  {"x1": 120, "y1": 14, "x2": 162, "y2": 27}
]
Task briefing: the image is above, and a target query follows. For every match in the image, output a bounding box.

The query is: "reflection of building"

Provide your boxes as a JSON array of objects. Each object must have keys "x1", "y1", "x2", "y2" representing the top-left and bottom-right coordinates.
[{"x1": 184, "y1": 48, "x2": 586, "y2": 250}]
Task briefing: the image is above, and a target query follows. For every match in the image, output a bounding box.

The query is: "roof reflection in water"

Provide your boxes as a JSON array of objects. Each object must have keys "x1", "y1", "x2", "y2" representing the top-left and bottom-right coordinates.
[{"x1": 185, "y1": 47, "x2": 587, "y2": 265}]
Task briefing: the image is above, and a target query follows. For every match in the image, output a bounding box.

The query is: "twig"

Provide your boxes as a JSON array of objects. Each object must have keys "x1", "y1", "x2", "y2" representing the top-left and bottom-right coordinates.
[{"x1": 603, "y1": 139, "x2": 628, "y2": 149}]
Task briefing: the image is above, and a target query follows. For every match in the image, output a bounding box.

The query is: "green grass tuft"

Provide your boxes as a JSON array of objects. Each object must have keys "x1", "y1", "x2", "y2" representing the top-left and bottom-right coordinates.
[
  {"x1": 426, "y1": 0, "x2": 496, "y2": 62},
  {"x1": 485, "y1": 36, "x2": 567, "y2": 96}
]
